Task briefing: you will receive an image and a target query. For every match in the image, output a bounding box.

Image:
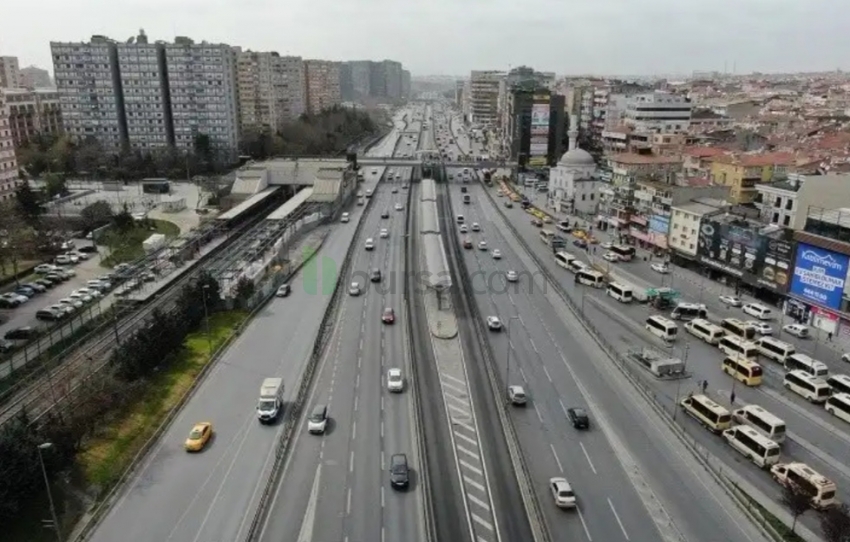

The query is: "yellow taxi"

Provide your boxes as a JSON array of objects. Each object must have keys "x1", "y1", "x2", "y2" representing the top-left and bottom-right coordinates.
[{"x1": 185, "y1": 422, "x2": 213, "y2": 452}]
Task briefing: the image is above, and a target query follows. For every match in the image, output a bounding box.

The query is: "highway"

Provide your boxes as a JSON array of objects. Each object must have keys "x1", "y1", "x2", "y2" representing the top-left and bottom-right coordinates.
[
  {"x1": 259, "y1": 107, "x2": 426, "y2": 542},
  {"x1": 448, "y1": 178, "x2": 770, "y2": 542},
  {"x1": 502, "y1": 192, "x2": 850, "y2": 529},
  {"x1": 83, "y1": 118, "x2": 405, "y2": 542}
]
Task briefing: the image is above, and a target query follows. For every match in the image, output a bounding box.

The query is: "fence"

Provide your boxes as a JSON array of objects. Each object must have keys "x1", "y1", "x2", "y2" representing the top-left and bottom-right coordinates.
[{"x1": 478, "y1": 182, "x2": 799, "y2": 542}]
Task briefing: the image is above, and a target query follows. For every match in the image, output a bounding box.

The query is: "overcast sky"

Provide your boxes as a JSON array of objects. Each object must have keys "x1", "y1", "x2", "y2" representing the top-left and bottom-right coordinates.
[{"x1": 3, "y1": 0, "x2": 849, "y2": 77}]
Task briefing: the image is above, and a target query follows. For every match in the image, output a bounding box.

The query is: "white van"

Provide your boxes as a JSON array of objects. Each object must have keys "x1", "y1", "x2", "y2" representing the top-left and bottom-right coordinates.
[
  {"x1": 784, "y1": 371, "x2": 830, "y2": 403},
  {"x1": 646, "y1": 315, "x2": 678, "y2": 342},
  {"x1": 685, "y1": 318, "x2": 725, "y2": 345},
  {"x1": 341, "y1": 212, "x2": 350, "y2": 223},
  {"x1": 742, "y1": 303, "x2": 773, "y2": 320},
  {"x1": 606, "y1": 282, "x2": 633, "y2": 303},
  {"x1": 784, "y1": 353, "x2": 828, "y2": 378},
  {"x1": 755, "y1": 336, "x2": 795, "y2": 363}
]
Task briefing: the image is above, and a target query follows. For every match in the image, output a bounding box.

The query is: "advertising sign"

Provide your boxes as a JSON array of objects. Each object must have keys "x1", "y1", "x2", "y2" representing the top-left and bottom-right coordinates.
[
  {"x1": 696, "y1": 217, "x2": 793, "y2": 293},
  {"x1": 649, "y1": 215, "x2": 670, "y2": 234},
  {"x1": 529, "y1": 101, "x2": 550, "y2": 167},
  {"x1": 789, "y1": 243, "x2": 849, "y2": 310}
]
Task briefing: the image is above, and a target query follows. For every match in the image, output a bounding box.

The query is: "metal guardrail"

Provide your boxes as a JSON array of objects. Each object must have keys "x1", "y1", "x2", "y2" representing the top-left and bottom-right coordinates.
[
  {"x1": 404, "y1": 179, "x2": 438, "y2": 542},
  {"x1": 438, "y1": 185, "x2": 551, "y2": 542},
  {"x1": 243, "y1": 171, "x2": 383, "y2": 542}
]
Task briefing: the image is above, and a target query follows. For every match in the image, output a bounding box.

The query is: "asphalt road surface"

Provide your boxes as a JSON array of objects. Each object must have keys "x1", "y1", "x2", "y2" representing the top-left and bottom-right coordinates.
[{"x1": 449, "y1": 178, "x2": 769, "y2": 542}]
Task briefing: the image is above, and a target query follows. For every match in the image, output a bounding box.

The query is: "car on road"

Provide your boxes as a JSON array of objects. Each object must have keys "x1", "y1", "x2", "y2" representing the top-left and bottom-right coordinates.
[
  {"x1": 783, "y1": 323, "x2": 810, "y2": 338},
  {"x1": 459, "y1": 225, "x2": 468, "y2": 233},
  {"x1": 531, "y1": 218, "x2": 542, "y2": 227},
  {"x1": 487, "y1": 316, "x2": 502, "y2": 331},
  {"x1": 381, "y1": 209, "x2": 390, "y2": 219},
  {"x1": 600, "y1": 241, "x2": 613, "y2": 249},
  {"x1": 35, "y1": 279, "x2": 55, "y2": 289},
  {"x1": 742, "y1": 302, "x2": 773, "y2": 320},
  {"x1": 370, "y1": 269, "x2": 382, "y2": 283},
  {"x1": 387, "y1": 368, "x2": 404, "y2": 392},
  {"x1": 365, "y1": 238, "x2": 375, "y2": 251},
  {"x1": 573, "y1": 239, "x2": 587, "y2": 249},
  {"x1": 276, "y1": 284, "x2": 291, "y2": 297},
  {"x1": 341, "y1": 212, "x2": 350, "y2": 223},
  {"x1": 506, "y1": 270, "x2": 518, "y2": 282},
  {"x1": 747, "y1": 321, "x2": 773, "y2": 335},
  {"x1": 48, "y1": 304, "x2": 73, "y2": 317},
  {"x1": 349, "y1": 282, "x2": 361, "y2": 296},
  {"x1": 549, "y1": 477, "x2": 577, "y2": 508},
  {"x1": 463, "y1": 239, "x2": 473, "y2": 249},
  {"x1": 380, "y1": 228, "x2": 389, "y2": 238},
  {"x1": 382, "y1": 307, "x2": 395, "y2": 324},
  {"x1": 389, "y1": 453, "x2": 410, "y2": 489},
  {"x1": 365, "y1": 189, "x2": 373, "y2": 197},
  {"x1": 719, "y1": 295, "x2": 743, "y2": 307},
  {"x1": 69, "y1": 292, "x2": 93, "y2": 304},
  {"x1": 602, "y1": 251, "x2": 619, "y2": 263},
  {"x1": 471, "y1": 223, "x2": 481, "y2": 232},
  {"x1": 508, "y1": 385, "x2": 527, "y2": 406},
  {"x1": 395, "y1": 203, "x2": 403, "y2": 211},
  {"x1": 307, "y1": 405, "x2": 329, "y2": 434},
  {"x1": 556, "y1": 221, "x2": 572, "y2": 233},
  {"x1": 391, "y1": 187, "x2": 398, "y2": 194},
  {"x1": 651, "y1": 262, "x2": 670, "y2": 274},
  {"x1": 402, "y1": 184, "x2": 408, "y2": 189},
  {"x1": 478, "y1": 241, "x2": 488, "y2": 250},
  {"x1": 567, "y1": 407, "x2": 590, "y2": 429},
  {"x1": 492, "y1": 249, "x2": 502, "y2": 259},
  {"x1": 185, "y1": 422, "x2": 213, "y2": 452}
]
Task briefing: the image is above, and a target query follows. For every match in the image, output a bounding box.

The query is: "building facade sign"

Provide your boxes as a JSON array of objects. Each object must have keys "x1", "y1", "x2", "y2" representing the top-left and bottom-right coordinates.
[
  {"x1": 529, "y1": 100, "x2": 550, "y2": 167},
  {"x1": 789, "y1": 242, "x2": 849, "y2": 310}
]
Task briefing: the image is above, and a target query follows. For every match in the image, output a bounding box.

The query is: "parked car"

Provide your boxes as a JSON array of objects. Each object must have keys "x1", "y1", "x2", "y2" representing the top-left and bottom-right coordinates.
[
  {"x1": 4, "y1": 327, "x2": 37, "y2": 340},
  {"x1": 719, "y1": 295, "x2": 743, "y2": 307},
  {"x1": 36, "y1": 307, "x2": 65, "y2": 321},
  {"x1": 0, "y1": 339, "x2": 15, "y2": 353},
  {"x1": 783, "y1": 323, "x2": 810, "y2": 338},
  {"x1": 22, "y1": 282, "x2": 47, "y2": 293},
  {"x1": 1, "y1": 293, "x2": 28, "y2": 306},
  {"x1": 35, "y1": 264, "x2": 58, "y2": 274},
  {"x1": 14, "y1": 286, "x2": 36, "y2": 298}
]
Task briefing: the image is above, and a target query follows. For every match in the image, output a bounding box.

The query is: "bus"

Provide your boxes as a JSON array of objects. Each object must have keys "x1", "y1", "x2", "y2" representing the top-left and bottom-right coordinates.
[
  {"x1": 577, "y1": 269, "x2": 605, "y2": 288},
  {"x1": 720, "y1": 318, "x2": 756, "y2": 341},
  {"x1": 646, "y1": 315, "x2": 678, "y2": 342},
  {"x1": 784, "y1": 353, "x2": 828, "y2": 378},
  {"x1": 771, "y1": 462, "x2": 837, "y2": 510},
  {"x1": 554, "y1": 251, "x2": 575, "y2": 270},
  {"x1": 684, "y1": 319, "x2": 725, "y2": 345},
  {"x1": 826, "y1": 374, "x2": 850, "y2": 396},
  {"x1": 141, "y1": 178, "x2": 171, "y2": 194},
  {"x1": 722, "y1": 426, "x2": 781, "y2": 468},
  {"x1": 784, "y1": 371, "x2": 830, "y2": 404},
  {"x1": 671, "y1": 302, "x2": 708, "y2": 322},
  {"x1": 606, "y1": 282, "x2": 633, "y2": 303},
  {"x1": 722, "y1": 356, "x2": 764, "y2": 387},
  {"x1": 733, "y1": 405, "x2": 786, "y2": 443},
  {"x1": 718, "y1": 336, "x2": 759, "y2": 361},
  {"x1": 825, "y1": 393, "x2": 850, "y2": 424},
  {"x1": 540, "y1": 229, "x2": 555, "y2": 245},
  {"x1": 609, "y1": 245, "x2": 636, "y2": 262},
  {"x1": 567, "y1": 259, "x2": 586, "y2": 274},
  {"x1": 755, "y1": 336, "x2": 795, "y2": 363},
  {"x1": 680, "y1": 394, "x2": 732, "y2": 433}
]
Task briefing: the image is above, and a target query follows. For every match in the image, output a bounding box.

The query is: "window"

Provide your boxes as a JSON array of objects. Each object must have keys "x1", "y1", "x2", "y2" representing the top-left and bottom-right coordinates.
[
  {"x1": 773, "y1": 212, "x2": 779, "y2": 223},
  {"x1": 785, "y1": 199, "x2": 793, "y2": 210},
  {"x1": 783, "y1": 215, "x2": 791, "y2": 226}
]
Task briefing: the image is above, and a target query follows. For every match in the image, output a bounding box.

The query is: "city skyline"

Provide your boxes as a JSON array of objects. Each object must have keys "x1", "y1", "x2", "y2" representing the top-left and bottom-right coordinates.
[{"x1": 3, "y1": 0, "x2": 850, "y2": 77}]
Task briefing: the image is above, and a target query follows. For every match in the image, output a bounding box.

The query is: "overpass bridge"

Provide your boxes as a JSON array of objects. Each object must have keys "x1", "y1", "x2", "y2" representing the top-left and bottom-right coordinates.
[{"x1": 356, "y1": 157, "x2": 517, "y2": 170}]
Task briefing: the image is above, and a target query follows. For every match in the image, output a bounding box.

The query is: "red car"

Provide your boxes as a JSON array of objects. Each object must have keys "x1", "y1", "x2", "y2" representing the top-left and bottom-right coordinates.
[
  {"x1": 382, "y1": 307, "x2": 395, "y2": 324},
  {"x1": 462, "y1": 238, "x2": 473, "y2": 249}
]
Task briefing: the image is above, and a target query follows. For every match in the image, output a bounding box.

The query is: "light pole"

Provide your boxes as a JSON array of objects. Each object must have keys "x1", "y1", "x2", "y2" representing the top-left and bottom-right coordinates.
[
  {"x1": 201, "y1": 284, "x2": 212, "y2": 356},
  {"x1": 672, "y1": 341, "x2": 690, "y2": 421},
  {"x1": 37, "y1": 442, "x2": 62, "y2": 542},
  {"x1": 505, "y1": 315, "x2": 521, "y2": 400}
]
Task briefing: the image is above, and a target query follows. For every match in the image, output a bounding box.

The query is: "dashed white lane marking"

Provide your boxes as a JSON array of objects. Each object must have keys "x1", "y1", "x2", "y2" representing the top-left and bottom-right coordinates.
[
  {"x1": 580, "y1": 442, "x2": 597, "y2": 475},
  {"x1": 550, "y1": 443, "x2": 564, "y2": 473},
  {"x1": 608, "y1": 498, "x2": 630, "y2": 540}
]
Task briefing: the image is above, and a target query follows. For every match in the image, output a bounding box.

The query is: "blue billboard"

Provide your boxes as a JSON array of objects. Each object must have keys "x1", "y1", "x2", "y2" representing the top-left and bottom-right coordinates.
[
  {"x1": 649, "y1": 215, "x2": 670, "y2": 234},
  {"x1": 789, "y1": 243, "x2": 850, "y2": 310}
]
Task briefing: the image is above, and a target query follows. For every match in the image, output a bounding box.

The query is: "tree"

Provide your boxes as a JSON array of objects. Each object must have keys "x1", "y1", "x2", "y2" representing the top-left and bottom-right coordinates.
[
  {"x1": 14, "y1": 182, "x2": 43, "y2": 226},
  {"x1": 0, "y1": 414, "x2": 42, "y2": 523},
  {"x1": 111, "y1": 204, "x2": 134, "y2": 232},
  {"x1": 821, "y1": 504, "x2": 850, "y2": 542},
  {"x1": 44, "y1": 172, "x2": 68, "y2": 199},
  {"x1": 0, "y1": 202, "x2": 38, "y2": 283},
  {"x1": 234, "y1": 276, "x2": 256, "y2": 308},
  {"x1": 80, "y1": 200, "x2": 114, "y2": 232},
  {"x1": 194, "y1": 133, "x2": 213, "y2": 165},
  {"x1": 780, "y1": 482, "x2": 814, "y2": 533}
]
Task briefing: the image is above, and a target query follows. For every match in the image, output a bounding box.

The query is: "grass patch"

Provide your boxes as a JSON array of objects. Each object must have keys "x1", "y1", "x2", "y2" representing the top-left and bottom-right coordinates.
[
  {"x1": 100, "y1": 219, "x2": 180, "y2": 268},
  {"x1": 735, "y1": 485, "x2": 807, "y2": 542},
  {"x1": 78, "y1": 311, "x2": 247, "y2": 488},
  {"x1": 0, "y1": 260, "x2": 38, "y2": 281}
]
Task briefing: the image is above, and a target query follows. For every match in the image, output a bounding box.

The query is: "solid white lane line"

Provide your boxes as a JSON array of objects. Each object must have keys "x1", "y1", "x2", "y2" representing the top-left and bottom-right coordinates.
[
  {"x1": 550, "y1": 443, "x2": 563, "y2": 473},
  {"x1": 580, "y1": 442, "x2": 597, "y2": 474},
  {"x1": 577, "y1": 507, "x2": 593, "y2": 541},
  {"x1": 467, "y1": 492, "x2": 491, "y2": 512},
  {"x1": 460, "y1": 459, "x2": 484, "y2": 476},
  {"x1": 543, "y1": 365, "x2": 553, "y2": 382},
  {"x1": 608, "y1": 498, "x2": 630, "y2": 540},
  {"x1": 349, "y1": 451, "x2": 354, "y2": 472},
  {"x1": 457, "y1": 444, "x2": 480, "y2": 460},
  {"x1": 358, "y1": 357, "x2": 361, "y2": 369},
  {"x1": 463, "y1": 475, "x2": 486, "y2": 493},
  {"x1": 471, "y1": 513, "x2": 494, "y2": 531}
]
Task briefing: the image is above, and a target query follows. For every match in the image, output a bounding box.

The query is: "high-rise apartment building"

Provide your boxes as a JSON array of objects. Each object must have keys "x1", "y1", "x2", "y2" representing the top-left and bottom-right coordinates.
[
  {"x1": 277, "y1": 56, "x2": 305, "y2": 120},
  {"x1": 0, "y1": 56, "x2": 21, "y2": 88},
  {"x1": 382, "y1": 60, "x2": 402, "y2": 100},
  {"x1": 624, "y1": 91, "x2": 692, "y2": 133},
  {"x1": 19, "y1": 66, "x2": 52, "y2": 89},
  {"x1": 469, "y1": 70, "x2": 504, "y2": 126},
  {"x1": 338, "y1": 62, "x2": 354, "y2": 102},
  {"x1": 2, "y1": 88, "x2": 63, "y2": 148},
  {"x1": 304, "y1": 60, "x2": 341, "y2": 114},
  {"x1": 164, "y1": 37, "x2": 239, "y2": 160},
  {"x1": 236, "y1": 51, "x2": 304, "y2": 132},
  {"x1": 401, "y1": 69, "x2": 411, "y2": 99},
  {"x1": 117, "y1": 30, "x2": 174, "y2": 150},
  {"x1": 349, "y1": 61, "x2": 372, "y2": 99},
  {"x1": 51, "y1": 36, "x2": 128, "y2": 152},
  {"x1": 0, "y1": 92, "x2": 20, "y2": 201}
]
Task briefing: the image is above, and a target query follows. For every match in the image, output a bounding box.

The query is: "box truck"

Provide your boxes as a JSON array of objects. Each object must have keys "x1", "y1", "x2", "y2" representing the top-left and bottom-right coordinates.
[{"x1": 257, "y1": 377, "x2": 284, "y2": 423}]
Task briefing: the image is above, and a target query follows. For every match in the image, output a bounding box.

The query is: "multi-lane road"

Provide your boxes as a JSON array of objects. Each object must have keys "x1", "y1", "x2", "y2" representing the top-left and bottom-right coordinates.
[
  {"x1": 446, "y1": 177, "x2": 770, "y2": 542},
  {"x1": 83, "y1": 116, "x2": 406, "y2": 542}
]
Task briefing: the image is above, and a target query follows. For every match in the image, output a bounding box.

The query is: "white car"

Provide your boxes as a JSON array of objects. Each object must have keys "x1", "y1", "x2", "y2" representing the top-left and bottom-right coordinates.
[
  {"x1": 651, "y1": 262, "x2": 670, "y2": 274},
  {"x1": 747, "y1": 321, "x2": 773, "y2": 335},
  {"x1": 365, "y1": 238, "x2": 375, "y2": 250},
  {"x1": 365, "y1": 189, "x2": 373, "y2": 198},
  {"x1": 506, "y1": 270, "x2": 518, "y2": 282},
  {"x1": 600, "y1": 241, "x2": 613, "y2": 249},
  {"x1": 487, "y1": 316, "x2": 502, "y2": 331},
  {"x1": 380, "y1": 229, "x2": 389, "y2": 238},
  {"x1": 59, "y1": 298, "x2": 83, "y2": 309},
  {"x1": 349, "y1": 282, "x2": 361, "y2": 296},
  {"x1": 478, "y1": 241, "x2": 488, "y2": 251},
  {"x1": 68, "y1": 292, "x2": 92, "y2": 304},
  {"x1": 783, "y1": 323, "x2": 810, "y2": 338},
  {"x1": 75, "y1": 287, "x2": 102, "y2": 299},
  {"x1": 35, "y1": 264, "x2": 58, "y2": 274},
  {"x1": 49, "y1": 304, "x2": 74, "y2": 316},
  {"x1": 459, "y1": 225, "x2": 468, "y2": 233},
  {"x1": 395, "y1": 203, "x2": 403, "y2": 211},
  {"x1": 719, "y1": 295, "x2": 743, "y2": 307},
  {"x1": 387, "y1": 368, "x2": 404, "y2": 392},
  {"x1": 492, "y1": 249, "x2": 502, "y2": 259},
  {"x1": 602, "y1": 252, "x2": 619, "y2": 263},
  {"x1": 471, "y1": 223, "x2": 481, "y2": 232},
  {"x1": 549, "y1": 477, "x2": 577, "y2": 508},
  {"x1": 341, "y1": 212, "x2": 350, "y2": 223}
]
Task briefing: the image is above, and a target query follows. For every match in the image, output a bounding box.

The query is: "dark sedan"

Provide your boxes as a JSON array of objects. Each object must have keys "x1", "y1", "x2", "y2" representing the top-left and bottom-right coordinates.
[{"x1": 567, "y1": 407, "x2": 590, "y2": 429}]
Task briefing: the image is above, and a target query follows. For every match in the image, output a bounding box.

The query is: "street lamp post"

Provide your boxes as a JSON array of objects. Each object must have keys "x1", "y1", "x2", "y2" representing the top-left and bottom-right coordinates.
[
  {"x1": 505, "y1": 315, "x2": 521, "y2": 400},
  {"x1": 672, "y1": 341, "x2": 691, "y2": 421},
  {"x1": 37, "y1": 443, "x2": 62, "y2": 542},
  {"x1": 201, "y1": 284, "x2": 212, "y2": 356}
]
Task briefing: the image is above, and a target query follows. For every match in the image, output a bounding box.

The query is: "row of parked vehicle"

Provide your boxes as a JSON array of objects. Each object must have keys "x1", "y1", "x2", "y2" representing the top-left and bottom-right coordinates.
[
  {"x1": 0, "y1": 265, "x2": 79, "y2": 309},
  {"x1": 34, "y1": 277, "x2": 114, "y2": 322}
]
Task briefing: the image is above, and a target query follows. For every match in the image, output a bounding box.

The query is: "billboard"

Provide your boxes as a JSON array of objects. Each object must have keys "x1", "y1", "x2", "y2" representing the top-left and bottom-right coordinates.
[
  {"x1": 529, "y1": 101, "x2": 550, "y2": 167},
  {"x1": 789, "y1": 243, "x2": 849, "y2": 310},
  {"x1": 696, "y1": 218, "x2": 793, "y2": 293}
]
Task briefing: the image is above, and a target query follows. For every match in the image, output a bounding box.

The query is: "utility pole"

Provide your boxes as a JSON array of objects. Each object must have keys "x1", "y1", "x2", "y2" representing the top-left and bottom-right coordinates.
[{"x1": 37, "y1": 443, "x2": 62, "y2": 542}]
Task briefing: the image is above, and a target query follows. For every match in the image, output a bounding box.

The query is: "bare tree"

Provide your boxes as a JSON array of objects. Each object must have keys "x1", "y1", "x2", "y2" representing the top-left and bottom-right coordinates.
[
  {"x1": 780, "y1": 482, "x2": 814, "y2": 534},
  {"x1": 821, "y1": 503, "x2": 850, "y2": 542}
]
